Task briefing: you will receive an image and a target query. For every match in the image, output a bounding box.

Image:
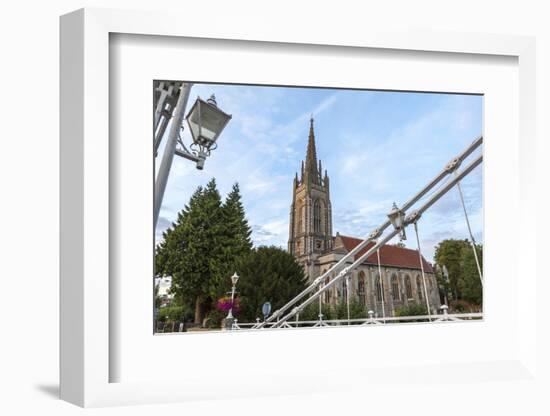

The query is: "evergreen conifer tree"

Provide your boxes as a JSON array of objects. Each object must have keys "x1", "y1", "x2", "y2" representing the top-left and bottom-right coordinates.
[
  {"x1": 223, "y1": 183, "x2": 252, "y2": 254},
  {"x1": 155, "y1": 179, "x2": 226, "y2": 324},
  {"x1": 213, "y1": 183, "x2": 253, "y2": 296},
  {"x1": 234, "y1": 246, "x2": 308, "y2": 322}
]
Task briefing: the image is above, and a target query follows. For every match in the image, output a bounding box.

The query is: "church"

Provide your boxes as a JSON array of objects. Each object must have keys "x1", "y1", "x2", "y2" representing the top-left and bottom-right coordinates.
[{"x1": 288, "y1": 119, "x2": 441, "y2": 317}]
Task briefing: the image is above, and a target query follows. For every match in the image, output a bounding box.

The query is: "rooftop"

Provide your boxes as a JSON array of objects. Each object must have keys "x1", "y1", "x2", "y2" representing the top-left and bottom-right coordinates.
[{"x1": 335, "y1": 234, "x2": 434, "y2": 273}]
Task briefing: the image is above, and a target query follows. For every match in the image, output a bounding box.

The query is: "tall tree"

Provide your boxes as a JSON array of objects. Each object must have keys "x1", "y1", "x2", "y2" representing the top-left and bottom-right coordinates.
[
  {"x1": 214, "y1": 183, "x2": 253, "y2": 296},
  {"x1": 458, "y1": 243, "x2": 483, "y2": 305},
  {"x1": 155, "y1": 185, "x2": 203, "y2": 279},
  {"x1": 233, "y1": 246, "x2": 308, "y2": 322},
  {"x1": 155, "y1": 179, "x2": 226, "y2": 324},
  {"x1": 223, "y1": 183, "x2": 252, "y2": 253},
  {"x1": 434, "y1": 239, "x2": 470, "y2": 300},
  {"x1": 434, "y1": 239, "x2": 483, "y2": 307}
]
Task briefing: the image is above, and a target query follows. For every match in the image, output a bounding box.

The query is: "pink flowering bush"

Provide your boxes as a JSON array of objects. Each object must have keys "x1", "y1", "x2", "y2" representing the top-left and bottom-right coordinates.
[{"x1": 216, "y1": 296, "x2": 240, "y2": 315}]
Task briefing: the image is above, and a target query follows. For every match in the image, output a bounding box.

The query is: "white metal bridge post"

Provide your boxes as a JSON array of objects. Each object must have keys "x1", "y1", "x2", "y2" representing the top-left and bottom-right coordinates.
[
  {"x1": 154, "y1": 82, "x2": 193, "y2": 229},
  {"x1": 345, "y1": 274, "x2": 351, "y2": 325},
  {"x1": 414, "y1": 221, "x2": 432, "y2": 321},
  {"x1": 318, "y1": 282, "x2": 323, "y2": 324},
  {"x1": 376, "y1": 248, "x2": 386, "y2": 322}
]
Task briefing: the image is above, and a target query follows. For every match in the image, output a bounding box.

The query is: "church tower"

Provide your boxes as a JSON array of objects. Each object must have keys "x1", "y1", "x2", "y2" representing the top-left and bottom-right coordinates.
[{"x1": 288, "y1": 118, "x2": 333, "y2": 281}]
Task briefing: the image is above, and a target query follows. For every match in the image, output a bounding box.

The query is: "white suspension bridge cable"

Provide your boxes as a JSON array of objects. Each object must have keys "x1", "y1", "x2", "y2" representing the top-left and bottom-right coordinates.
[
  {"x1": 413, "y1": 221, "x2": 432, "y2": 321},
  {"x1": 376, "y1": 248, "x2": 386, "y2": 322},
  {"x1": 345, "y1": 275, "x2": 351, "y2": 325},
  {"x1": 454, "y1": 171, "x2": 484, "y2": 286}
]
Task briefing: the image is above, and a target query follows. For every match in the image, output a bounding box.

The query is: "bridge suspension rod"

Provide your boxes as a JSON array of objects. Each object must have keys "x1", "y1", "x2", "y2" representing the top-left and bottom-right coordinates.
[
  {"x1": 270, "y1": 153, "x2": 483, "y2": 328},
  {"x1": 256, "y1": 135, "x2": 483, "y2": 328}
]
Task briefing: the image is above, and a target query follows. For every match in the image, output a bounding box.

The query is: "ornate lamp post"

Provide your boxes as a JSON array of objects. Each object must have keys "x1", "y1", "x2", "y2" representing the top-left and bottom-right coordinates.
[
  {"x1": 183, "y1": 95, "x2": 232, "y2": 169},
  {"x1": 154, "y1": 83, "x2": 232, "y2": 229},
  {"x1": 226, "y1": 272, "x2": 240, "y2": 320}
]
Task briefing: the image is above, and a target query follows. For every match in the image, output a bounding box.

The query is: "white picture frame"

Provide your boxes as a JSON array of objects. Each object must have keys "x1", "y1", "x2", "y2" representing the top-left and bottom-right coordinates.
[{"x1": 60, "y1": 8, "x2": 538, "y2": 408}]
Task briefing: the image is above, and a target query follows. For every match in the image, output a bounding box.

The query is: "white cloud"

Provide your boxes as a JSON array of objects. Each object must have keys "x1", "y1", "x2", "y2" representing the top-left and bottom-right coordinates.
[
  {"x1": 251, "y1": 218, "x2": 288, "y2": 247},
  {"x1": 155, "y1": 86, "x2": 482, "y2": 263}
]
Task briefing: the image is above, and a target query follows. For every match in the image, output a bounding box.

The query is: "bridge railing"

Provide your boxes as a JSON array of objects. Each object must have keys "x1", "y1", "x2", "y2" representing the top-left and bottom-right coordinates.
[{"x1": 231, "y1": 312, "x2": 483, "y2": 330}]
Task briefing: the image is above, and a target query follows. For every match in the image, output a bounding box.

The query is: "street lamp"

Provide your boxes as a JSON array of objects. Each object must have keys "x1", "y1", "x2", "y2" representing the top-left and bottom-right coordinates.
[
  {"x1": 184, "y1": 95, "x2": 232, "y2": 169},
  {"x1": 175, "y1": 94, "x2": 232, "y2": 170},
  {"x1": 262, "y1": 302, "x2": 272, "y2": 322},
  {"x1": 226, "y1": 272, "x2": 239, "y2": 320},
  {"x1": 154, "y1": 83, "x2": 232, "y2": 229},
  {"x1": 388, "y1": 202, "x2": 407, "y2": 240}
]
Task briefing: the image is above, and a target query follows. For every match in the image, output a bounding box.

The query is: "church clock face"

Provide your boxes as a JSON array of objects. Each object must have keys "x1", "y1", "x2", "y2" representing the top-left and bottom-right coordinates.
[{"x1": 315, "y1": 240, "x2": 323, "y2": 250}]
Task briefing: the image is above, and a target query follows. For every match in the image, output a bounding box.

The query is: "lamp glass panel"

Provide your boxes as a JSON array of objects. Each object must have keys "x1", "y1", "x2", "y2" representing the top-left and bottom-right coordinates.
[
  {"x1": 187, "y1": 104, "x2": 201, "y2": 143},
  {"x1": 199, "y1": 103, "x2": 229, "y2": 144}
]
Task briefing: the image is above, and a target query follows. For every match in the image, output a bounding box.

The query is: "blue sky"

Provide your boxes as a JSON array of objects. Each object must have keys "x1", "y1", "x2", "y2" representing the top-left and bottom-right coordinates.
[{"x1": 155, "y1": 83, "x2": 483, "y2": 261}]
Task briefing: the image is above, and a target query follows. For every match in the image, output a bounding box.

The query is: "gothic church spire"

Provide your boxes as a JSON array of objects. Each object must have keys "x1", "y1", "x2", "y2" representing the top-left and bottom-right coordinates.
[
  {"x1": 288, "y1": 116, "x2": 333, "y2": 278},
  {"x1": 304, "y1": 117, "x2": 319, "y2": 184}
]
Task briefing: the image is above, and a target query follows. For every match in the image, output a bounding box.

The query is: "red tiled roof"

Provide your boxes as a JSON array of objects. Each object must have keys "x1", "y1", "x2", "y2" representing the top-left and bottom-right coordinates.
[{"x1": 337, "y1": 235, "x2": 434, "y2": 273}]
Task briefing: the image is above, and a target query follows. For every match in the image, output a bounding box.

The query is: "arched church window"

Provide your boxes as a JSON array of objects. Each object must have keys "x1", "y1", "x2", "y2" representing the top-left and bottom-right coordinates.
[
  {"x1": 313, "y1": 200, "x2": 322, "y2": 233},
  {"x1": 297, "y1": 205, "x2": 304, "y2": 233},
  {"x1": 341, "y1": 278, "x2": 348, "y2": 303},
  {"x1": 416, "y1": 275, "x2": 423, "y2": 300},
  {"x1": 375, "y1": 274, "x2": 383, "y2": 302},
  {"x1": 391, "y1": 274, "x2": 400, "y2": 301},
  {"x1": 357, "y1": 272, "x2": 366, "y2": 305},
  {"x1": 405, "y1": 275, "x2": 412, "y2": 299}
]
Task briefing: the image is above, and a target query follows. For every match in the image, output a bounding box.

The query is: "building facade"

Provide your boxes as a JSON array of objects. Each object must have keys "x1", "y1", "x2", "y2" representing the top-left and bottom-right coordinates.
[
  {"x1": 288, "y1": 119, "x2": 440, "y2": 317},
  {"x1": 287, "y1": 118, "x2": 333, "y2": 278}
]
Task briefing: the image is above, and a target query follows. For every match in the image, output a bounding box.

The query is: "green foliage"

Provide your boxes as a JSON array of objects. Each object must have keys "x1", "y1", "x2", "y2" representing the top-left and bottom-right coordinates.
[
  {"x1": 299, "y1": 299, "x2": 367, "y2": 322},
  {"x1": 299, "y1": 301, "x2": 334, "y2": 321},
  {"x1": 434, "y1": 239, "x2": 483, "y2": 307},
  {"x1": 203, "y1": 308, "x2": 227, "y2": 329},
  {"x1": 212, "y1": 183, "x2": 254, "y2": 298},
  {"x1": 449, "y1": 299, "x2": 481, "y2": 313},
  {"x1": 154, "y1": 281, "x2": 161, "y2": 308},
  {"x1": 155, "y1": 179, "x2": 253, "y2": 324},
  {"x1": 450, "y1": 299, "x2": 468, "y2": 313},
  {"x1": 333, "y1": 299, "x2": 368, "y2": 320},
  {"x1": 434, "y1": 268, "x2": 450, "y2": 298},
  {"x1": 457, "y1": 244, "x2": 483, "y2": 305},
  {"x1": 223, "y1": 183, "x2": 253, "y2": 255},
  {"x1": 434, "y1": 239, "x2": 469, "y2": 298},
  {"x1": 157, "y1": 305, "x2": 191, "y2": 322},
  {"x1": 233, "y1": 246, "x2": 308, "y2": 322},
  {"x1": 349, "y1": 299, "x2": 368, "y2": 319},
  {"x1": 394, "y1": 302, "x2": 428, "y2": 317}
]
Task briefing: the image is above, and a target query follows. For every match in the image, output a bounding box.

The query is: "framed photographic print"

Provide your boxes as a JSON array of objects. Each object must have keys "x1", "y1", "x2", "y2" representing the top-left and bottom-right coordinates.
[
  {"x1": 60, "y1": 7, "x2": 538, "y2": 408},
  {"x1": 152, "y1": 81, "x2": 483, "y2": 334}
]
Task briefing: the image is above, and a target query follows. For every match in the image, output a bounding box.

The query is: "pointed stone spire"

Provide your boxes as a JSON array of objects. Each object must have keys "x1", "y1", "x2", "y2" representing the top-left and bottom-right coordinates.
[{"x1": 304, "y1": 117, "x2": 319, "y2": 184}]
